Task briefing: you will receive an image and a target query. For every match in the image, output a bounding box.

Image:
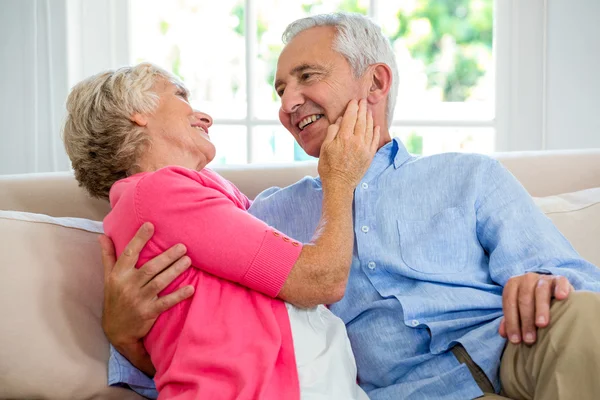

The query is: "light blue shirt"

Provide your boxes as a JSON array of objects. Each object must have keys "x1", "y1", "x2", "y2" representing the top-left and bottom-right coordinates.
[{"x1": 109, "y1": 138, "x2": 600, "y2": 399}]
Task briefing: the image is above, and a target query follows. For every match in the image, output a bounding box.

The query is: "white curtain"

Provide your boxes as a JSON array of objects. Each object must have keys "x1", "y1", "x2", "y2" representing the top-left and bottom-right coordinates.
[
  {"x1": 0, "y1": 0, "x2": 129, "y2": 175},
  {"x1": 0, "y1": 0, "x2": 71, "y2": 174}
]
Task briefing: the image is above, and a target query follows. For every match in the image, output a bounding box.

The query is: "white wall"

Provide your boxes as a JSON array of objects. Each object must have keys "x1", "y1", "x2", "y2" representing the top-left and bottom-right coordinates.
[
  {"x1": 496, "y1": 0, "x2": 600, "y2": 152},
  {"x1": 545, "y1": 0, "x2": 600, "y2": 149}
]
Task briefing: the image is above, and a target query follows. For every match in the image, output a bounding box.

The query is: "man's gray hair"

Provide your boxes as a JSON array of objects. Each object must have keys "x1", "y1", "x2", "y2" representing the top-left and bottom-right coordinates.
[{"x1": 282, "y1": 12, "x2": 399, "y2": 127}]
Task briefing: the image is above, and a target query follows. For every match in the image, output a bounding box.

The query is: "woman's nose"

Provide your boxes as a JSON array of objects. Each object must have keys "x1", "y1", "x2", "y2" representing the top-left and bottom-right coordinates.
[{"x1": 196, "y1": 111, "x2": 213, "y2": 127}]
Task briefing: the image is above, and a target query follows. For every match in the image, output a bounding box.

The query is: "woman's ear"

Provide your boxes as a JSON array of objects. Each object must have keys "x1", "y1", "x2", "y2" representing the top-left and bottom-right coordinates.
[
  {"x1": 131, "y1": 113, "x2": 148, "y2": 127},
  {"x1": 366, "y1": 63, "x2": 392, "y2": 106}
]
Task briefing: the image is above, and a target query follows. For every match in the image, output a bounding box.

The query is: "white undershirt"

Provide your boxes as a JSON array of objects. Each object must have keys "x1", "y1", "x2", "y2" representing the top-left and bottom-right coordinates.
[{"x1": 286, "y1": 303, "x2": 370, "y2": 399}]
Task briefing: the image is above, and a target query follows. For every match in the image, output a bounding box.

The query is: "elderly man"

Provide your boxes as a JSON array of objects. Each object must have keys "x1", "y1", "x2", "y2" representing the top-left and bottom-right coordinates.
[{"x1": 102, "y1": 13, "x2": 600, "y2": 400}]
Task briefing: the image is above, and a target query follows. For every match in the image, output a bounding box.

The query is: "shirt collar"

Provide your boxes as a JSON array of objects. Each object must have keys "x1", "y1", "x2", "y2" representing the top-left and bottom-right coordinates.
[
  {"x1": 314, "y1": 137, "x2": 413, "y2": 185},
  {"x1": 374, "y1": 137, "x2": 413, "y2": 169},
  {"x1": 391, "y1": 137, "x2": 413, "y2": 169}
]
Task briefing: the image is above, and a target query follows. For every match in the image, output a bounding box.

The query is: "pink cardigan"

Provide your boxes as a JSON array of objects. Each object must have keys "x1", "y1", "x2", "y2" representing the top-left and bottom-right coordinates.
[{"x1": 104, "y1": 166, "x2": 303, "y2": 399}]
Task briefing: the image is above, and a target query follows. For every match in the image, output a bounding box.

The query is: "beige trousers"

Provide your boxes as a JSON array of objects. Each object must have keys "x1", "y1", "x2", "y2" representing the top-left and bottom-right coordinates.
[{"x1": 456, "y1": 291, "x2": 600, "y2": 400}]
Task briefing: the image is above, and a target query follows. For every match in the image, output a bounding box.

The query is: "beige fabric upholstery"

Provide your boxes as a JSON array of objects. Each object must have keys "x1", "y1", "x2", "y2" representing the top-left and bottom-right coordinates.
[
  {"x1": 492, "y1": 149, "x2": 600, "y2": 197},
  {"x1": 0, "y1": 172, "x2": 110, "y2": 220},
  {"x1": 0, "y1": 211, "x2": 143, "y2": 399},
  {"x1": 533, "y1": 187, "x2": 600, "y2": 266},
  {"x1": 1, "y1": 149, "x2": 599, "y2": 220}
]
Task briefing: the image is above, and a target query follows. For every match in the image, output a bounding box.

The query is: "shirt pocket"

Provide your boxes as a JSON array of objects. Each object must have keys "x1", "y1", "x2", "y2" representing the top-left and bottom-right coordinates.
[{"x1": 397, "y1": 207, "x2": 468, "y2": 274}]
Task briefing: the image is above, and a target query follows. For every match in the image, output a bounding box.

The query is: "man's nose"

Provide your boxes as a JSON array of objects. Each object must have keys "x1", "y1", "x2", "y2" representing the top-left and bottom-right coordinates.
[
  {"x1": 280, "y1": 86, "x2": 303, "y2": 114},
  {"x1": 195, "y1": 111, "x2": 213, "y2": 127}
]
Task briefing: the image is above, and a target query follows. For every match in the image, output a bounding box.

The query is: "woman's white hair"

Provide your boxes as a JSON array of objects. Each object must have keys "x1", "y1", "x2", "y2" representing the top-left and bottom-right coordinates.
[
  {"x1": 63, "y1": 62, "x2": 187, "y2": 200},
  {"x1": 282, "y1": 12, "x2": 399, "y2": 127}
]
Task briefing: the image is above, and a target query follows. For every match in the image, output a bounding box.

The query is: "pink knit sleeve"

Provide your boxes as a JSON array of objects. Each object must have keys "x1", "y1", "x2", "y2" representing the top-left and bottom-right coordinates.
[{"x1": 134, "y1": 166, "x2": 302, "y2": 298}]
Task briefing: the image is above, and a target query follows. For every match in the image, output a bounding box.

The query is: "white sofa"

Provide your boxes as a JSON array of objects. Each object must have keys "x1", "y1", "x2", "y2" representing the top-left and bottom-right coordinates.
[{"x1": 1, "y1": 150, "x2": 599, "y2": 399}]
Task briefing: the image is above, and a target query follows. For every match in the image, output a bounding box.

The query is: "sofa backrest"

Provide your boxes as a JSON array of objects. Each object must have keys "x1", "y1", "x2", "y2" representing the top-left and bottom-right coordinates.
[{"x1": 0, "y1": 149, "x2": 599, "y2": 220}]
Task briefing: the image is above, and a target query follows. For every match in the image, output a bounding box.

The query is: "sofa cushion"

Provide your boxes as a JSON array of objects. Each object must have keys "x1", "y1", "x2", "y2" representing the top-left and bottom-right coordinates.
[
  {"x1": 0, "y1": 210, "x2": 143, "y2": 400},
  {"x1": 533, "y1": 187, "x2": 600, "y2": 267}
]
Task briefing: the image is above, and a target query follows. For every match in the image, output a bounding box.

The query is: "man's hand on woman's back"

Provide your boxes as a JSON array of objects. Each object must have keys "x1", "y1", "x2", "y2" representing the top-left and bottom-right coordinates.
[{"x1": 99, "y1": 222, "x2": 194, "y2": 377}]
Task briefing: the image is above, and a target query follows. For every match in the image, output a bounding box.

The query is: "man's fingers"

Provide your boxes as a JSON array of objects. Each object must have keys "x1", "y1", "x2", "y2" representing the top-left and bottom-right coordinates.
[
  {"x1": 502, "y1": 273, "x2": 575, "y2": 345},
  {"x1": 115, "y1": 223, "x2": 155, "y2": 274},
  {"x1": 142, "y1": 255, "x2": 192, "y2": 296},
  {"x1": 136, "y1": 243, "x2": 188, "y2": 286},
  {"x1": 98, "y1": 234, "x2": 117, "y2": 282},
  {"x1": 339, "y1": 99, "x2": 359, "y2": 138},
  {"x1": 518, "y1": 274, "x2": 538, "y2": 344},
  {"x1": 502, "y1": 278, "x2": 521, "y2": 344},
  {"x1": 554, "y1": 275, "x2": 572, "y2": 300},
  {"x1": 150, "y1": 285, "x2": 195, "y2": 317},
  {"x1": 498, "y1": 317, "x2": 507, "y2": 338},
  {"x1": 535, "y1": 277, "x2": 553, "y2": 328}
]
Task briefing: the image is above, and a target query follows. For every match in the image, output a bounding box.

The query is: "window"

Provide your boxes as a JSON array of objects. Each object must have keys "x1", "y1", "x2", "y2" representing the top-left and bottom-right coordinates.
[{"x1": 130, "y1": 0, "x2": 494, "y2": 164}]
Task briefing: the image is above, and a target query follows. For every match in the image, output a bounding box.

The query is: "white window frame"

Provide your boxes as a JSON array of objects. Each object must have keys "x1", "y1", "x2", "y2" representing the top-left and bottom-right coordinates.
[
  {"x1": 495, "y1": 0, "x2": 549, "y2": 152},
  {"x1": 67, "y1": 0, "x2": 550, "y2": 162}
]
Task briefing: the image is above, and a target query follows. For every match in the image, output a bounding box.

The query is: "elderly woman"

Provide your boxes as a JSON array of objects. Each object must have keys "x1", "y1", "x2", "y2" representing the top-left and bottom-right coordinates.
[{"x1": 62, "y1": 63, "x2": 379, "y2": 399}]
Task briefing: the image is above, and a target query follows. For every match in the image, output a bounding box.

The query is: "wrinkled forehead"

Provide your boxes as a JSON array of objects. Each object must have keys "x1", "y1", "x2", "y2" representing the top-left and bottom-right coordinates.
[
  {"x1": 152, "y1": 75, "x2": 189, "y2": 97},
  {"x1": 275, "y1": 27, "x2": 342, "y2": 82}
]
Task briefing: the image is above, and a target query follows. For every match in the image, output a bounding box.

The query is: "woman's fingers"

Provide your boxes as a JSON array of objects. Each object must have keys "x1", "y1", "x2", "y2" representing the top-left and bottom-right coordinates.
[
  {"x1": 323, "y1": 116, "x2": 342, "y2": 145},
  {"x1": 371, "y1": 126, "x2": 381, "y2": 153},
  {"x1": 338, "y1": 99, "x2": 359, "y2": 139},
  {"x1": 353, "y1": 99, "x2": 368, "y2": 139},
  {"x1": 365, "y1": 109, "x2": 374, "y2": 145}
]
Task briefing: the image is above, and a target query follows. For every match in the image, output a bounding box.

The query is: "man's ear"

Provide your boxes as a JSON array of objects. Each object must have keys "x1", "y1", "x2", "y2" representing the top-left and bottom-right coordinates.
[
  {"x1": 131, "y1": 113, "x2": 148, "y2": 127},
  {"x1": 366, "y1": 63, "x2": 392, "y2": 106}
]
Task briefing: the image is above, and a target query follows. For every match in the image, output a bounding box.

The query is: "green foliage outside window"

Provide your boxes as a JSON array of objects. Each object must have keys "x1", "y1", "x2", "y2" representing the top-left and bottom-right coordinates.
[
  {"x1": 390, "y1": 0, "x2": 493, "y2": 101},
  {"x1": 405, "y1": 132, "x2": 424, "y2": 155}
]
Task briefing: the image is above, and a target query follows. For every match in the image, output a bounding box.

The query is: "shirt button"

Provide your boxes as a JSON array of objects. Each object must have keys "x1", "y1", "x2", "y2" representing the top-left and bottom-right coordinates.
[
  {"x1": 411, "y1": 319, "x2": 419, "y2": 327},
  {"x1": 361, "y1": 182, "x2": 369, "y2": 189},
  {"x1": 367, "y1": 262, "x2": 376, "y2": 270},
  {"x1": 361, "y1": 226, "x2": 369, "y2": 233}
]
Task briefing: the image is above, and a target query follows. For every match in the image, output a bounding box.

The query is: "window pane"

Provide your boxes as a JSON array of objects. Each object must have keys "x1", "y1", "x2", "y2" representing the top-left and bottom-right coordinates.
[
  {"x1": 390, "y1": 127, "x2": 495, "y2": 155},
  {"x1": 130, "y1": 0, "x2": 247, "y2": 119},
  {"x1": 379, "y1": 0, "x2": 494, "y2": 120},
  {"x1": 252, "y1": 0, "x2": 369, "y2": 120},
  {"x1": 207, "y1": 125, "x2": 248, "y2": 165},
  {"x1": 252, "y1": 126, "x2": 316, "y2": 163}
]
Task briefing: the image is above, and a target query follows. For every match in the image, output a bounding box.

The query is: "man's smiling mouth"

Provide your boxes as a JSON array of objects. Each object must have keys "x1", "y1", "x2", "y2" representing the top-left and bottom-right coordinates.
[{"x1": 298, "y1": 114, "x2": 324, "y2": 130}]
